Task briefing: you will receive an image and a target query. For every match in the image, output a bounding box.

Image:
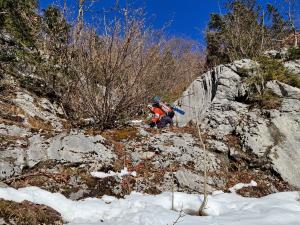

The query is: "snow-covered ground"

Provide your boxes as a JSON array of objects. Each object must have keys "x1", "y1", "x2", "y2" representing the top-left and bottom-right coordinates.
[
  {"x1": 91, "y1": 167, "x2": 137, "y2": 179},
  {"x1": 0, "y1": 186, "x2": 299, "y2": 225}
]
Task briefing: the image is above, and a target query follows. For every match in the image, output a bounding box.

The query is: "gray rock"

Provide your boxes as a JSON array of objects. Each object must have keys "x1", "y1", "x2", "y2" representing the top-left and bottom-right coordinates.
[
  {"x1": 0, "y1": 182, "x2": 8, "y2": 188},
  {"x1": 284, "y1": 60, "x2": 300, "y2": 74},
  {"x1": 27, "y1": 131, "x2": 115, "y2": 167},
  {"x1": 264, "y1": 49, "x2": 288, "y2": 59},
  {"x1": 0, "y1": 162, "x2": 15, "y2": 179},
  {"x1": 266, "y1": 80, "x2": 300, "y2": 98},
  {"x1": 268, "y1": 114, "x2": 300, "y2": 187},
  {"x1": 0, "y1": 218, "x2": 6, "y2": 225},
  {"x1": 236, "y1": 112, "x2": 274, "y2": 157},
  {"x1": 12, "y1": 91, "x2": 64, "y2": 131},
  {"x1": 176, "y1": 58, "x2": 300, "y2": 188},
  {"x1": 138, "y1": 128, "x2": 149, "y2": 137},
  {"x1": 140, "y1": 152, "x2": 156, "y2": 159},
  {"x1": 207, "y1": 139, "x2": 229, "y2": 153},
  {"x1": 175, "y1": 59, "x2": 257, "y2": 127},
  {"x1": 0, "y1": 130, "x2": 115, "y2": 179},
  {"x1": 175, "y1": 169, "x2": 216, "y2": 193}
]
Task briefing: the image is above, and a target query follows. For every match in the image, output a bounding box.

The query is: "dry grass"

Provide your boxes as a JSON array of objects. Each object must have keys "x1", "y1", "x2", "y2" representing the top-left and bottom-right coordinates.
[
  {"x1": 0, "y1": 199, "x2": 63, "y2": 225},
  {"x1": 0, "y1": 118, "x2": 23, "y2": 127},
  {"x1": 0, "y1": 102, "x2": 25, "y2": 115},
  {"x1": 0, "y1": 102, "x2": 25, "y2": 126},
  {"x1": 216, "y1": 164, "x2": 292, "y2": 198},
  {"x1": 249, "y1": 91, "x2": 282, "y2": 110},
  {"x1": 225, "y1": 134, "x2": 242, "y2": 150},
  {"x1": 0, "y1": 134, "x2": 28, "y2": 149},
  {"x1": 102, "y1": 127, "x2": 139, "y2": 142},
  {"x1": 27, "y1": 116, "x2": 53, "y2": 131}
]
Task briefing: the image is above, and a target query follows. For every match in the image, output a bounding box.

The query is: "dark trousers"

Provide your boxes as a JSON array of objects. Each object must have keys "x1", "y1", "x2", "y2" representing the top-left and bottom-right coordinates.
[{"x1": 157, "y1": 116, "x2": 173, "y2": 128}]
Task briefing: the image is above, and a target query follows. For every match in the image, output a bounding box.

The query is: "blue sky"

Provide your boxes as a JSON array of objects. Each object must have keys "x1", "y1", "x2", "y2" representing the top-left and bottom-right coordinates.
[{"x1": 39, "y1": 0, "x2": 299, "y2": 44}]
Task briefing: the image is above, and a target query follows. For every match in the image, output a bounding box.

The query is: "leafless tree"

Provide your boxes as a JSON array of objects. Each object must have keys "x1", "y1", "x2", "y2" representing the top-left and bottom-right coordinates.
[
  {"x1": 286, "y1": 0, "x2": 298, "y2": 47},
  {"x1": 38, "y1": 1, "x2": 205, "y2": 129}
]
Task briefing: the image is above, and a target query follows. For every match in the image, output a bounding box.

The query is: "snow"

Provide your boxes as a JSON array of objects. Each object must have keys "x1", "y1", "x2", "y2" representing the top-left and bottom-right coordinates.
[
  {"x1": 229, "y1": 180, "x2": 257, "y2": 193},
  {"x1": 91, "y1": 167, "x2": 137, "y2": 179},
  {"x1": 130, "y1": 120, "x2": 143, "y2": 125},
  {"x1": 0, "y1": 187, "x2": 300, "y2": 225}
]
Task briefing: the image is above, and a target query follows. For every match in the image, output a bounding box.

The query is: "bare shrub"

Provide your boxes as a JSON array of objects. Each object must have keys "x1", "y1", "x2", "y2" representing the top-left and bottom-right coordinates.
[
  {"x1": 13, "y1": 1, "x2": 206, "y2": 129},
  {"x1": 62, "y1": 14, "x2": 160, "y2": 128},
  {"x1": 49, "y1": 7, "x2": 205, "y2": 129}
]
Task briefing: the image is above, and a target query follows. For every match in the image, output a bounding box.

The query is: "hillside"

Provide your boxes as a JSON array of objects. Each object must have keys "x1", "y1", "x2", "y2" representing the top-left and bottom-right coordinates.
[
  {"x1": 1, "y1": 0, "x2": 300, "y2": 224},
  {"x1": 1, "y1": 52, "x2": 300, "y2": 224}
]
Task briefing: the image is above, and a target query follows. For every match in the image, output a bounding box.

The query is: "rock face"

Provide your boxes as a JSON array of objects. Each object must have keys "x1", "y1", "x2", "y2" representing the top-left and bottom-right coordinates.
[
  {"x1": 0, "y1": 89, "x2": 115, "y2": 179},
  {"x1": 284, "y1": 60, "x2": 300, "y2": 74},
  {"x1": 27, "y1": 131, "x2": 115, "y2": 167},
  {"x1": 175, "y1": 59, "x2": 257, "y2": 126},
  {"x1": 176, "y1": 59, "x2": 300, "y2": 188},
  {"x1": 123, "y1": 129, "x2": 224, "y2": 193}
]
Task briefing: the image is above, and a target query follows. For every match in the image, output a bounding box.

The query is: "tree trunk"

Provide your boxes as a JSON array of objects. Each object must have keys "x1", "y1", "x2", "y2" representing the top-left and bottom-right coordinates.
[{"x1": 75, "y1": 0, "x2": 85, "y2": 42}]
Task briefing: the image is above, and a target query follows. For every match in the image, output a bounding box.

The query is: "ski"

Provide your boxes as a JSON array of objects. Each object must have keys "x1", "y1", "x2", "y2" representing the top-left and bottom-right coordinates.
[{"x1": 173, "y1": 106, "x2": 185, "y2": 115}]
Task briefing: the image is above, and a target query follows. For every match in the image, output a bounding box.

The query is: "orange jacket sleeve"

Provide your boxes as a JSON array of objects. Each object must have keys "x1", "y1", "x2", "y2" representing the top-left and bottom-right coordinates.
[{"x1": 151, "y1": 107, "x2": 165, "y2": 123}]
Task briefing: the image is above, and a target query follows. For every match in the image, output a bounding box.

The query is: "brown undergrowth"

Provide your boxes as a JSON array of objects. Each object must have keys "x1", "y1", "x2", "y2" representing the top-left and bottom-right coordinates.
[
  {"x1": 6, "y1": 161, "x2": 134, "y2": 199},
  {"x1": 0, "y1": 199, "x2": 63, "y2": 225},
  {"x1": 216, "y1": 162, "x2": 292, "y2": 197},
  {"x1": 102, "y1": 127, "x2": 140, "y2": 142}
]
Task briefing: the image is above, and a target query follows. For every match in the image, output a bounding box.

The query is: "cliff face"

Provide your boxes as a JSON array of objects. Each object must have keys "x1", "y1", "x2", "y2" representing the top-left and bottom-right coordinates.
[{"x1": 176, "y1": 59, "x2": 300, "y2": 188}]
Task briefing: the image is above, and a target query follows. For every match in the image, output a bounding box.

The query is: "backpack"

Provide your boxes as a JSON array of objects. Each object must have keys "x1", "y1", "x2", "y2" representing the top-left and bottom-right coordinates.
[{"x1": 159, "y1": 102, "x2": 175, "y2": 118}]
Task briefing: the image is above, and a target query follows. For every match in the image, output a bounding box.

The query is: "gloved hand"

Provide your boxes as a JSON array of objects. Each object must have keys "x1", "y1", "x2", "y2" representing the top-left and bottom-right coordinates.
[{"x1": 149, "y1": 122, "x2": 156, "y2": 128}]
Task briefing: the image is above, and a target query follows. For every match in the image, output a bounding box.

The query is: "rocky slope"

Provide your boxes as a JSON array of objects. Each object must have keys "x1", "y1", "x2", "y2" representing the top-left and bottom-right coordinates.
[
  {"x1": 1, "y1": 58, "x2": 299, "y2": 209},
  {"x1": 176, "y1": 58, "x2": 300, "y2": 188}
]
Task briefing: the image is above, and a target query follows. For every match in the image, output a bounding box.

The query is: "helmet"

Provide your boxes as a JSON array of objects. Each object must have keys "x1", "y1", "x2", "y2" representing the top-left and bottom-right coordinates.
[{"x1": 152, "y1": 96, "x2": 160, "y2": 104}]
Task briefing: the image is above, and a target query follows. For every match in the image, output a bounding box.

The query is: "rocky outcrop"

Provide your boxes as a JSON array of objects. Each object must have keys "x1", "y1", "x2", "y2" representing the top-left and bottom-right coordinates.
[
  {"x1": 175, "y1": 59, "x2": 258, "y2": 126},
  {"x1": 176, "y1": 59, "x2": 300, "y2": 188},
  {"x1": 284, "y1": 60, "x2": 300, "y2": 74},
  {"x1": 0, "y1": 90, "x2": 115, "y2": 179},
  {"x1": 125, "y1": 129, "x2": 222, "y2": 193}
]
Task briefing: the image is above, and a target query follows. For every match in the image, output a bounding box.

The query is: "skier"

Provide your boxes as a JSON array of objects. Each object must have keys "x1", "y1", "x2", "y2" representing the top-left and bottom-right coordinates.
[
  {"x1": 147, "y1": 104, "x2": 173, "y2": 128},
  {"x1": 152, "y1": 96, "x2": 175, "y2": 119}
]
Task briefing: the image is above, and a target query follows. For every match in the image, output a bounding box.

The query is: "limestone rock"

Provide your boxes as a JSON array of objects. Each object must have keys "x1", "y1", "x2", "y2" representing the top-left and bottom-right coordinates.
[
  {"x1": 284, "y1": 60, "x2": 300, "y2": 74},
  {"x1": 175, "y1": 169, "x2": 216, "y2": 193},
  {"x1": 268, "y1": 114, "x2": 300, "y2": 187},
  {"x1": 27, "y1": 131, "x2": 115, "y2": 167},
  {"x1": 0, "y1": 130, "x2": 115, "y2": 179},
  {"x1": 176, "y1": 58, "x2": 300, "y2": 188}
]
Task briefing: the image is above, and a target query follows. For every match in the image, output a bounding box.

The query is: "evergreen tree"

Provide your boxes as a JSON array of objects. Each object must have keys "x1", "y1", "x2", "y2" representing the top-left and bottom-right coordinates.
[
  {"x1": 0, "y1": 0, "x2": 39, "y2": 47},
  {"x1": 205, "y1": 0, "x2": 291, "y2": 66},
  {"x1": 267, "y1": 4, "x2": 290, "y2": 44}
]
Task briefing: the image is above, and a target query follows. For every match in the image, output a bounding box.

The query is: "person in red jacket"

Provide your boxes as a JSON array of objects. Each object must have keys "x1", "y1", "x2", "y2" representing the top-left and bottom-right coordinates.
[{"x1": 147, "y1": 104, "x2": 173, "y2": 128}]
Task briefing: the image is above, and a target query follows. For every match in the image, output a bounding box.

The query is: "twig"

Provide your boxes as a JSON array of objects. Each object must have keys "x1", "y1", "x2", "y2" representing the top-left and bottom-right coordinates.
[
  {"x1": 171, "y1": 209, "x2": 185, "y2": 225},
  {"x1": 196, "y1": 116, "x2": 208, "y2": 216},
  {"x1": 171, "y1": 172, "x2": 175, "y2": 210},
  {"x1": 191, "y1": 107, "x2": 208, "y2": 216}
]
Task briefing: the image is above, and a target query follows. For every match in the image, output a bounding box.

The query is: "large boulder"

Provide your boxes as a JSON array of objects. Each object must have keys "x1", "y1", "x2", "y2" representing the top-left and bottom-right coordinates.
[
  {"x1": 175, "y1": 59, "x2": 257, "y2": 126},
  {"x1": 176, "y1": 58, "x2": 300, "y2": 188},
  {"x1": 0, "y1": 128, "x2": 115, "y2": 179}
]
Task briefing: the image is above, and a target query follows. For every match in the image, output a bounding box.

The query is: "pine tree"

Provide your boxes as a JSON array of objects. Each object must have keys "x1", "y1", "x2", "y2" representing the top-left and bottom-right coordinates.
[
  {"x1": 205, "y1": 0, "x2": 291, "y2": 66},
  {"x1": 0, "y1": 0, "x2": 39, "y2": 47}
]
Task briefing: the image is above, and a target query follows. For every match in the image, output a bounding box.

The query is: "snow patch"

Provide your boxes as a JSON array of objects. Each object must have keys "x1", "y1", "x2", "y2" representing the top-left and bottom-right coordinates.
[
  {"x1": 0, "y1": 186, "x2": 300, "y2": 225},
  {"x1": 229, "y1": 180, "x2": 257, "y2": 193},
  {"x1": 91, "y1": 167, "x2": 136, "y2": 179}
]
